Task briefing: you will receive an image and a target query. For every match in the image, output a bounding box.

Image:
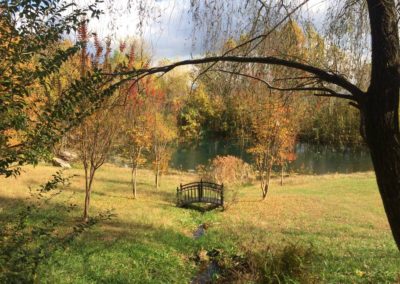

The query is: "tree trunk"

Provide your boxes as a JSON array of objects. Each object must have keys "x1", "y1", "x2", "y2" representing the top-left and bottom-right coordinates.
[
  {"x1": 262, "y1": 167, "x2": 272, "y2": 200},
  {"x1": 156, "y1": 167, "x2": 160, "y2": 189},
  {"x1": 132, "y1": 166, "x2": 138, "y2": 199},
  {"x1": 365, "y1": 118, "x2": 400, "y2": 249},
  {"x1": 83, "y1": 187, "x2": 91, "y2": 222},
  {"x1": 365, "y1": 0, "x2": 400, "y2": 250},
  {"x1": 280, "y1": 164, "x2": 284, "y2": 186},
  {"x1": 262, "y1": 183, "x2": 269, "y2": 199},
  {"x1": 83, "y1": 166, "x2": 95, "y2": 222},
  {"x1": 155, "y1": 159, "x2": 160, "y2": 189},
  {"x1": 131, "y1": 148, "x2": 142, "y2": 199}
]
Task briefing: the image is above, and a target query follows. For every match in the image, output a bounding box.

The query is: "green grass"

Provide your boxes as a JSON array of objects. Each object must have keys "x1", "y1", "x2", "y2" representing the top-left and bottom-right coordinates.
[{"x1": 1, "y1": 165, "x2": 399, "y2": 283}]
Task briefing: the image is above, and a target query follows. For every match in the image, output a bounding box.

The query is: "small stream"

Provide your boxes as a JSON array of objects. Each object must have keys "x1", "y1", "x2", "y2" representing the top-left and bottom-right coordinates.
[
  {"x1": 191, "y1": 224, "x2": 220, "y2": 284},
  {"x1": 191, "y1": 261, "x2": 219, "y2": 284},
  {"x1": 193, "y1": 224, "x2": 206, "y2": 239}
]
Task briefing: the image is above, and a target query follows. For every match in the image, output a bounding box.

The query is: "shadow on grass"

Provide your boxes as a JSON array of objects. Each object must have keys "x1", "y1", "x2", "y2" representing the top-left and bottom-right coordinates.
[
  {"x1": 179, "y1": 203, "x2": 224, "y2": 213},
  {"x1": 93, "y1": 176, "x2": 132, "y2": 186},
  {"x1": 0, "y1": 194, "x2": 199, "y2": 283},
  {"x1": 145, "y1": 188, "x2": 177, "y2": 203},
  {"x1": 91, "y1": 189, "x2": 132, "y2": 199},
  {"x1": 43, "y1": 217, "x2": 199, "y2": 283},
  {"x1": 0, "y1": 192, "x2": 114, "y2": 283}
]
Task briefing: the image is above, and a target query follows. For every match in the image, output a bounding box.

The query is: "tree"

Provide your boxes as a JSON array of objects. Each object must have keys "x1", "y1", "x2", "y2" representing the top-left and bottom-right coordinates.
[
  {"x1": 121, "y1": 88, "x2": 152, "y2": 198},
  {"x1": 0, "y1": 0, "x2": 102, "y2": 177},
  {"x1": 150, "y1": 112, "x2": 177, "y2": 189},
  {"x1": 178, "y1": 84, "x2": 216, "y2": 141},
  {"x1": 138, "y1": 78, "x2": 178, "y2": 190},
  {"x1": 125, "y1": 115, "x2": 151, "y2": 198},
  {"x1": 74, "y1": 25, "x2": 121, "y2": 222},
  {"x1": 109, "y1": 41, "x2": 152, "y2": 199},
  {"x1": 76, "y1": 106, "x2": 118, "y2": 222},
  {"x1": 248, "y1": 96, "x2": 297, "y2": 199},
  {"x1": 110, "y1": 0, "x2": 400, "y2": 249}
]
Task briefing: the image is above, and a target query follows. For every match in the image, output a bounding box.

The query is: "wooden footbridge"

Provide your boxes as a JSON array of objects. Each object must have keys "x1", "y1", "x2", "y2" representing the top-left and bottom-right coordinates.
[{"x1": 176, "y1": 180, "x2": 224, "y2": 207}]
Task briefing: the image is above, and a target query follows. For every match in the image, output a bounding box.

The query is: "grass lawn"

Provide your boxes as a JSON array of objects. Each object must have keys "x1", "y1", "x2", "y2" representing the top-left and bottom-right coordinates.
[{"x1": 1, "y1": 164, "x2": 399, "y2": 283}]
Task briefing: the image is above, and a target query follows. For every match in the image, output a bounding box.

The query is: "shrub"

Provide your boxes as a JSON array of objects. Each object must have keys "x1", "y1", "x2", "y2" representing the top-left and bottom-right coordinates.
[
  {"x1": 197, "y1": 156, "x2": 252, "y2": 208},
  {"x1": 206, "y1": 155, "x2": 252, "y2": 186},
  {"x1": 256, "y1": 243, "x2": 317, "y2": 283},
  {"x1": 216, "y1": 243, "x2": 318, "y2": 283}
]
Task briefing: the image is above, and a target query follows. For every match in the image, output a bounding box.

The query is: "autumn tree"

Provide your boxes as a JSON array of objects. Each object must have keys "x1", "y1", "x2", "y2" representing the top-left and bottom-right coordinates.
[
  {"x1": 0, "y1": 0, "x2": 104, "y2": 177},
  {"x1": 151, "y1": 112, "x2": 177, "y2": 189},
  {"x1": 145, "y1": 84, "x2": 177, "y2": 189},
  {"x1": 121, "y1": 78, "x2": 152, "y2": 198},
  {"x1": 178, "y1": 84, "x2": 217, "y2": 142},
  {"x1": 74, "y1": 26, "x2": 121, "y2": 222},
  {"x1": 248, "y1": 95, "x2": 297, "y2": 199},
  {"x1": 77, "y1": 105, "x2": 119, "y2": 222},
  {"x1": 123, "y1": 113, "x2": 151, "y2": 198}
]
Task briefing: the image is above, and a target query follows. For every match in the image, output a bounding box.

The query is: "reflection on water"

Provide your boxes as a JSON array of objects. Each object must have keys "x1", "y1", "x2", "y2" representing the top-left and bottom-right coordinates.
[
  {"x1": 170, "y1": 140, "x2": 373, "y2": 175},
  {"x1": 289, "y1": 143, "x2": 372, "y2": 174}
]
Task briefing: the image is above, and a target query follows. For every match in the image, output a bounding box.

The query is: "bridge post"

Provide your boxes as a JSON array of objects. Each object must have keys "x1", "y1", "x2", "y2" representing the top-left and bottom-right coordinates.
[
  {"x1": 199, "y1": 179, "x2": 203, "y2": 202},
  {"x1": 180, "y1": 183, "x2": 183, "y2": 204},
  {"x1": 176, "y1": 186, "x2": 180, "y2": 206},
  {"x1": 220, "y1": 183, "x2": 224, "y2": 206}
]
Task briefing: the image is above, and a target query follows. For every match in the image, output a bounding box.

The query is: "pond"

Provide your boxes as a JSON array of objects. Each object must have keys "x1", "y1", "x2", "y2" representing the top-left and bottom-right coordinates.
[{"x1": 170, "y1": 140, "x2": 373, "y2": 175}]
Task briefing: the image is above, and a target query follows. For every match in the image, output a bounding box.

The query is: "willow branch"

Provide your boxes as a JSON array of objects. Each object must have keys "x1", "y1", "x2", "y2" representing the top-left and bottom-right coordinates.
[{"x1": 191, "y1": 0, "x2": 311, "y2": 88}]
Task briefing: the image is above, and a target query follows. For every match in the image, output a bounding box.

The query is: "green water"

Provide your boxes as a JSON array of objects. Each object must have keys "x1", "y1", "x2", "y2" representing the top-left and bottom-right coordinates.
[{"x1": 170, "y1": 140, "x2": 373, "y2": 174}]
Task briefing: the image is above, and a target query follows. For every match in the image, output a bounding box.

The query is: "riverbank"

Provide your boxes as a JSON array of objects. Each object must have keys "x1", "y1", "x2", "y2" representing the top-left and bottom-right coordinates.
[{"x1": 1, "y1": 164, "x2": 399, "y2": 282}]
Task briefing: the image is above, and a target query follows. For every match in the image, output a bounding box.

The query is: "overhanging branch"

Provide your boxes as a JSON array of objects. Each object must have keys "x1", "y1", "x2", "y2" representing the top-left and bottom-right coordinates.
[
  {"x1": 104, "y1": 56, "x2": 364, "y2": 99},
  {"x1": 213, "y1": 69, "x2": 356, "y2": 101}
]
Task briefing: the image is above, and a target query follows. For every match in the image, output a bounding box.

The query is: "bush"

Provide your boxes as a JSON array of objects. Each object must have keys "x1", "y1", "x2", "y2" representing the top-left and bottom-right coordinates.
[
  {"x1": 216, "y1": 243, "x2": 317, "y2": 283},
  {"x1": 255, "y1": 243, "x2": 317, "y2": 283},
  {"x1": 197, "y1": 156, "x2": 252, "y2": 208},
  {"x1": 204, "y1": 155, "x2": 252, "y2": 186}
]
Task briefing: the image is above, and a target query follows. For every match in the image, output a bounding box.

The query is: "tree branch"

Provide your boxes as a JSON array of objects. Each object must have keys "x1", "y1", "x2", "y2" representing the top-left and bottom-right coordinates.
[
  {"x1": 104, "y1": 55, "x2": 364, "y2": 99},
  {"x1": 314, "y1": 93, "x2": 356, "y2": 100},
  {"x1": 213, "y1": 69, "x2": 356, "y2": 101}
]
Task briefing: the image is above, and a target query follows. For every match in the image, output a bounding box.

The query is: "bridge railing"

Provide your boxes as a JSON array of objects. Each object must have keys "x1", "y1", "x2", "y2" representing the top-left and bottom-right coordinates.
[{"x1": 177, "y1": 180, "x2": 224, "y2": 207}]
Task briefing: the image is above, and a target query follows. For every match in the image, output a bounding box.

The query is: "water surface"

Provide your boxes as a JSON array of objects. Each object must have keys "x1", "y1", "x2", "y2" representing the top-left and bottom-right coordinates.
[{"x1": 170, "y1": 140, "x2": 373, "y2": 174}]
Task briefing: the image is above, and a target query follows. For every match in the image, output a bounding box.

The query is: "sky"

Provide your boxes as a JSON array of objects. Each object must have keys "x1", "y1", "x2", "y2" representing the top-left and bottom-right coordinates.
[
  {"x1": 71, "y1": 0, "x2": 328, "y2": 62},
  {"x1": 73, "y1": 0, "x2": 199, "y2": 61}
]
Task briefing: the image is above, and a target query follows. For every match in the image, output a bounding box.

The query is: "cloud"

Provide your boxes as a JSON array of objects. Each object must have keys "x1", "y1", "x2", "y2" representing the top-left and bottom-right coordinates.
[
  {"x1": 70, "y1": 0, "x2": 200, "y2": 62},
  {"x1": 68, "y1": 0, "x2": 329, "y2": 62}
]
